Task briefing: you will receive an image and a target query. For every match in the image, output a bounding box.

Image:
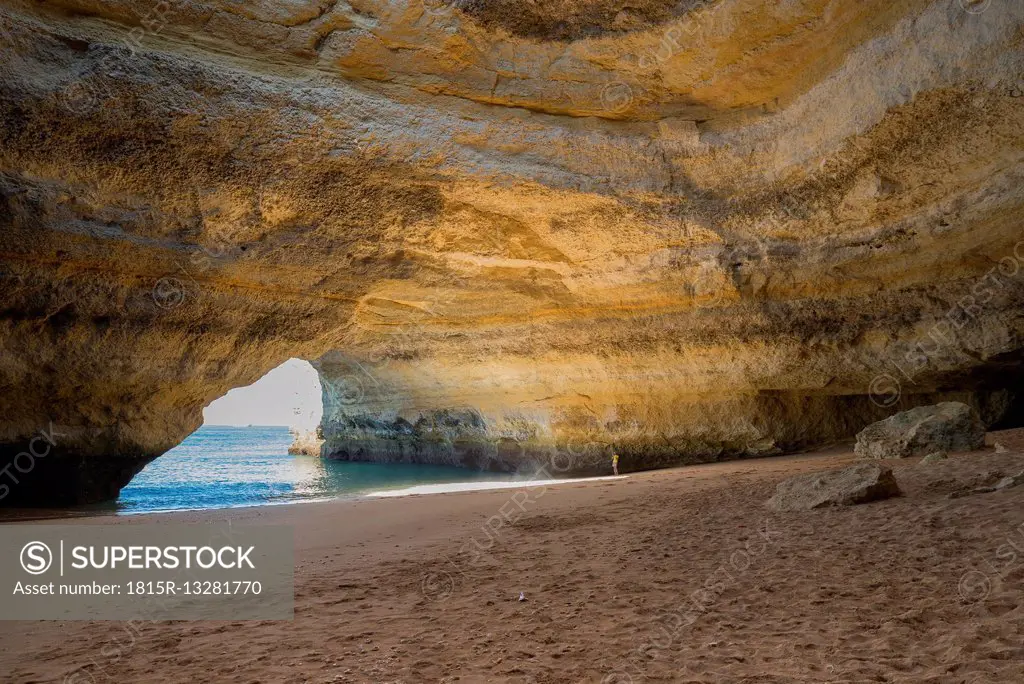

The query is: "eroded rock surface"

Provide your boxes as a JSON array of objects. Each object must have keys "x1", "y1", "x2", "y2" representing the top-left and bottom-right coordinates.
[
  {"x1": 854, "y1": 402, "x2": 987, "y2": 460},
  {"x1": 766, "y1": 462, "x2": 901, "y2": 511},
  {"x1": 0, "y1": 0, "x2": 1023, "y2": 503},
  {"x1": 288, "y1": 430, "x2": 325, "y2": 456}
]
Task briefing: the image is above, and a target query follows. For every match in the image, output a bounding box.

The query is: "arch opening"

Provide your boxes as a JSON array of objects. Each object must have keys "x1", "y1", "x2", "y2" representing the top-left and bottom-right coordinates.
[
  {"x1": 116, "y1": 358, "x2": 326, "y2": 513},
  {"x1": 202, "y1": 358, "x2": 324, "y2": 433},
  {"x1": 115, "y1": 358, "x2": 516, "y2": 513}
]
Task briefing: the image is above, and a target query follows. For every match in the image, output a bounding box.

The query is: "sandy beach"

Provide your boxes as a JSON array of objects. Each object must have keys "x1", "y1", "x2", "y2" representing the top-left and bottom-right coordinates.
[{"x1": 2, "y1": 432, "x2": 1023, "y2": 683}]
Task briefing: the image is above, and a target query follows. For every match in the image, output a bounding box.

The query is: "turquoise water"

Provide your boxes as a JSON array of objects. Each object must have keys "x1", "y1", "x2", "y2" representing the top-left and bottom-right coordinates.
[{"x1": 116, "y1": 425, "x2": 515, "y2": 514}]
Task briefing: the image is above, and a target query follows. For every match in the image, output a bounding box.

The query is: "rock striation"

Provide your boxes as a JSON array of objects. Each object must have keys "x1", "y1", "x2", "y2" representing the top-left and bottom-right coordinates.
[{"x1": 0, "y1": 0, "x2": 1023, "y2": 504}]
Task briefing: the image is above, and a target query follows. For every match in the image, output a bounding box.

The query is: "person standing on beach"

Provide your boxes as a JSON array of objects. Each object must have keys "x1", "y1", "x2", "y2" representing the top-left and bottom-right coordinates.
[{"x1": 612, "y1": 453, "x2": 619, "y2": 476}]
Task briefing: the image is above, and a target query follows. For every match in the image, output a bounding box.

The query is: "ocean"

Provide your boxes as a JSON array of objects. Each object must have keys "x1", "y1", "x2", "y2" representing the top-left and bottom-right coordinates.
[{"x1": 116, "y1": 425, "x2": 516, "y2": 514}]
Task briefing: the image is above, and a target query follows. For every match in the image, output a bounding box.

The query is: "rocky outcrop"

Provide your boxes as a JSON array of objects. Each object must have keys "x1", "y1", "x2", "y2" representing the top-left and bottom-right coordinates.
[
  {"x1": 854, "y1": 402, "x2": 987, "y2": 460},
  {"x1": 767, "y1": 463, "x2": 901, "y2": 511},
  {"x1": 288, "y1": 429, "x2": 324, "y2": 456},
  {"x1": 0, "y1": 0, "x2": 1023, "y2": 504}
]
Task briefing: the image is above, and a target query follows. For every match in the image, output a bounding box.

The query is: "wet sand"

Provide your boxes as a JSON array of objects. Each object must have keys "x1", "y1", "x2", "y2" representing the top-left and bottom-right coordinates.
[{"x1": 2, "y1": 431, "x2": 1023, "y2": 683}]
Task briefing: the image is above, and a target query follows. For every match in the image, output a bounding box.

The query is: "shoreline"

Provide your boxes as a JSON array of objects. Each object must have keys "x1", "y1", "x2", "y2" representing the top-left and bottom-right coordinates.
[
  {"x1": 0, "y1": 473, "x2": 633, "y2": 522},
  {"x1": 3, "y1": 441, "x2": 861, "y2": 523},
  {"x1": 1, "y1": 434, "x2": 1023, "y2": 682}
]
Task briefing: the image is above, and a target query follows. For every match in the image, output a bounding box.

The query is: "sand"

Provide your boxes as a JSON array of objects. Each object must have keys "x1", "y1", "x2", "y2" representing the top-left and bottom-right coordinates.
[{"x1": 2, "y1": 431, "x2": 1024, "y2": 683}]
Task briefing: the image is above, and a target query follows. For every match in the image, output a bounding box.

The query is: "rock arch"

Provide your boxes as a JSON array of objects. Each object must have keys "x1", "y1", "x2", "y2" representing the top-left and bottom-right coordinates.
[{"x1": 1, "y1": 0, "x2": 1022, "y2": 505}]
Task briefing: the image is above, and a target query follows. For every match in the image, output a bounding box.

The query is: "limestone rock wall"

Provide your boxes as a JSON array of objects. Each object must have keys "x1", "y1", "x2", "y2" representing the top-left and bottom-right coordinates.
[{"x1": 0, "y1": 0, "x2": 1022, "y2": 503}]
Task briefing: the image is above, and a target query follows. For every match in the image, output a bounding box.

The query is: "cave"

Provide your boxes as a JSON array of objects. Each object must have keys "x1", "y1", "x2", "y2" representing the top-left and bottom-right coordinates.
[{"x1": 1, "y1": 0, "x2": 1022, "y2": 507}]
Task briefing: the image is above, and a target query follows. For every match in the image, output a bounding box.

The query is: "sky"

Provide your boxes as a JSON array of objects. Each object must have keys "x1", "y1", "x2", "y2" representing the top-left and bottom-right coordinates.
[{"x1": 202, "y1": 358, "x2": 323, "y2": 430}]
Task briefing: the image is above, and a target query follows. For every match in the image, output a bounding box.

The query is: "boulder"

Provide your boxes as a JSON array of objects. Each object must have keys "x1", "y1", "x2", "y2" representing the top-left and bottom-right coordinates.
[
  {"x1": 766, "y1": 463, "x2": 901, "y2": 511},
  {"x1": 920, "y1": 451, "x2": 948, "y2": 464},
  {"x1": 854, "y1": 402, "x2": 985, "y2": 460}
]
